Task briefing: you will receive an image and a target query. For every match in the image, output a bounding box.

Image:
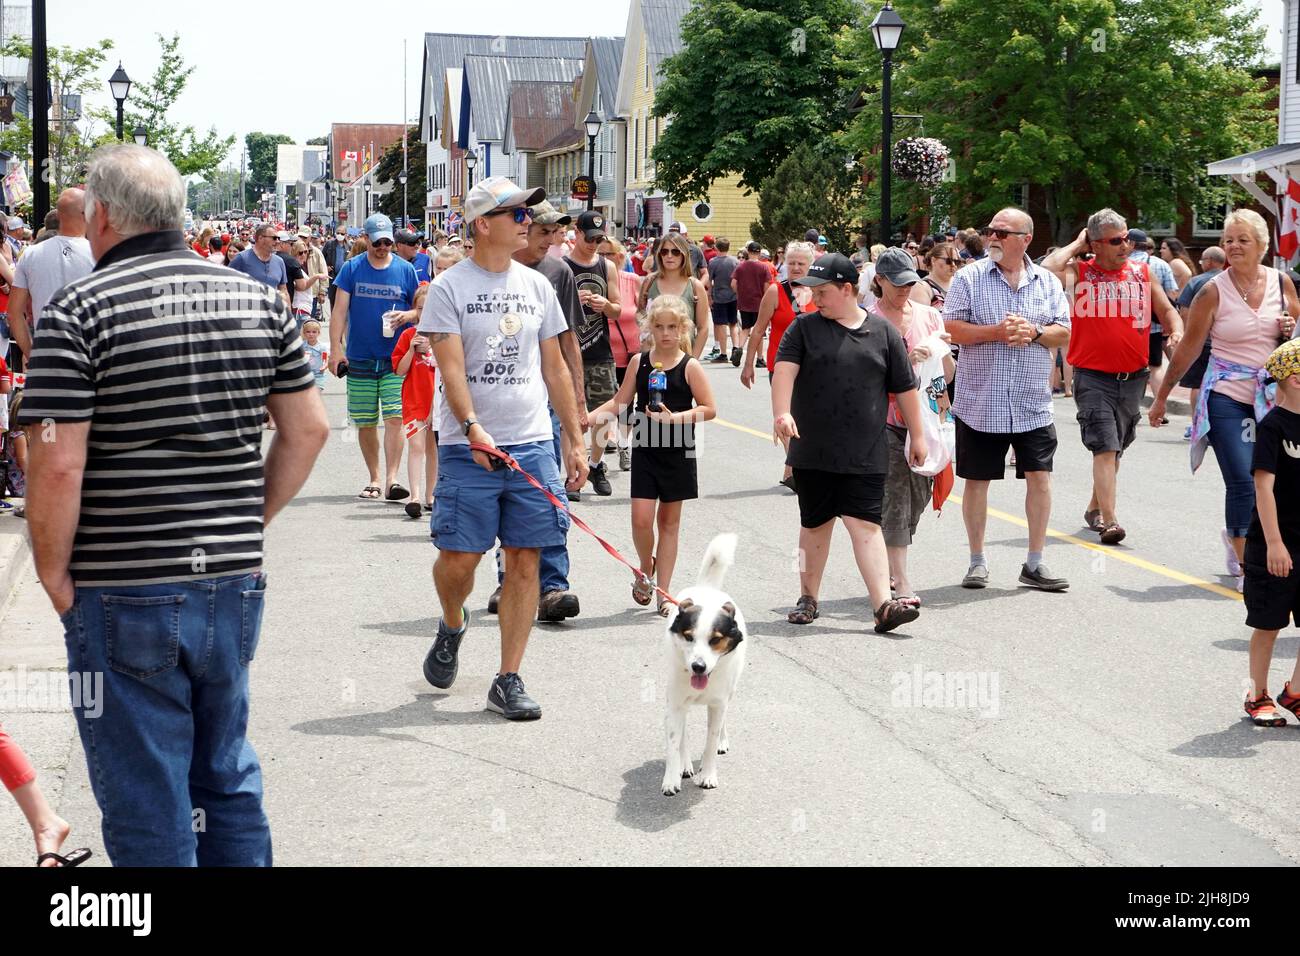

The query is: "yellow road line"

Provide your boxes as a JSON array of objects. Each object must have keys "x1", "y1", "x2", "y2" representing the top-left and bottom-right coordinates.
[{"x1": 707, "y1": 418, "x2": 1242, "y2": 602}]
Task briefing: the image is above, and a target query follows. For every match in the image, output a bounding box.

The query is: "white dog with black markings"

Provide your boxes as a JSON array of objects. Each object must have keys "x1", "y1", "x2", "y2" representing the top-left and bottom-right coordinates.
[{"x1": 661, "y1": 533, "x2": 747, "y2": 796}]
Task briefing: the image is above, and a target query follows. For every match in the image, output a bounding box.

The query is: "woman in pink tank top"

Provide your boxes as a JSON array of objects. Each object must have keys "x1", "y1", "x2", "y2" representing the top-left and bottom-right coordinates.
[{"x1": 1155, "y1": 210, "x2": 1300, "y2": 585}]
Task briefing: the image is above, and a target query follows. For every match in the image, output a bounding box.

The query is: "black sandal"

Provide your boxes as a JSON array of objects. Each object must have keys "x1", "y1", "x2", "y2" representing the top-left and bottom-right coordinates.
[
  {"x1": 787, "y1": 594, "x2": 818, "y2": 625},
  {"x1": 386, "y1": 483, "x2": 410, "y2": 501},
  {"x1": 874, "y1": 598, "x2": 920, "y2": 634},
  {"x1": 36, "y1": 848, "x2": 91, "y2": 867}
]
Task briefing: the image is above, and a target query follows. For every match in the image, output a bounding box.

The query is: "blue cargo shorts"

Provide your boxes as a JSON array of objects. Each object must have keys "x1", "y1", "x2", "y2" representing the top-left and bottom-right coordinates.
[{"x1": 431, "y1": 441, "x2": 570, "y2": 553}]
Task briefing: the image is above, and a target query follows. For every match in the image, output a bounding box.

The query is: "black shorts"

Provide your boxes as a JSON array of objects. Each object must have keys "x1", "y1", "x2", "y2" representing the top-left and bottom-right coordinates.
[
  {"x1": 1073, "y1": 367, "x2": 1146, "y2": 456},
  {"x1": 1244, "y1": 536, "x2": 1300, "y2": 629},
  {"x1": 711, "y1": 301, "x2": 738, "y2": 325},
  {"x1": 954, "y1": 417, "x2": 1056, "y2": 481},
  {"x1": 630, "y1": 449, "x2": 697, "y2": 503},
  {"x1": 1149, "y1": 330, "x2": 1166, "y2": 368},
  {"x1": 1178, "y1": 339, "x2": 1212, "y2": 390},
  {"x1": 791, "y1": 467, "x2": 884, "y2": 528},
  {"x1": 740, "y1": 310, "x2": 760, "y2": 330}
]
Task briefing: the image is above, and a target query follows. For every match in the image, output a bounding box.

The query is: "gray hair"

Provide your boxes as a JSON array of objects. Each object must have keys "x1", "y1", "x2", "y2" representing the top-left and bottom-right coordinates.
[
  {"x1": 1086, "y1": 207, "x2": 1127, "y2": 240},
  {"x1": 1202, "y1": 245, "x2": 1226, "y2": 264},
  {"x1": 784, "y1": 240, "x2": 816, "y2": 262},
  {"x1": 84, "y1": 144, "x2": 185, "y2": 239}
]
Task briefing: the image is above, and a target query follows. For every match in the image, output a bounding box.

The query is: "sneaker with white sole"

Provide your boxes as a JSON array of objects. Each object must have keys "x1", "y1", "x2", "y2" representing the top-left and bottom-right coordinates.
[
  {"x1": 1019, "y1": 563, "x2": 1069, "y2": 592},
  {"x1": 619, "y1": 445, "x2": 631, "y2": 471},
  {"x1": 1222, "y1": 529, "x2": 1243, "y2": 577},
  {"x1": 961, "y1": 564, "x2": 989, "y2": 589},
  {"x1": 486, "y1": 672, "x2": 542, "y2": 720}
]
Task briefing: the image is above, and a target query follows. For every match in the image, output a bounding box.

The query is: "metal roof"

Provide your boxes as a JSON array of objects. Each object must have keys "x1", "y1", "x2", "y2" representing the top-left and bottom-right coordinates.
[
  {"x1": 1207, "y1": 143, "x2": 1300, "y2": 176},
  {"x1": 643, "y1": 0, "x2": 691, "y2": 78},
  {"x1": 461, "y1": 54, "x2": 584, "y2": 144},
  {"x1": 420, "y1": 33, "x2": 588, "y2": 129},
  {"x1": 590, "y1": 37, "x2": 624, "y2": 120},
  {"x1": 505, "y1": 81, "x2": 575, "y2": 153}
]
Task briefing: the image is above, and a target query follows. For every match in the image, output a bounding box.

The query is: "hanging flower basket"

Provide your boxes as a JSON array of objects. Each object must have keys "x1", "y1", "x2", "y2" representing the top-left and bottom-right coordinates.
[{"x1": 892, "y1": 137, "x2": 949, "y2": 187}]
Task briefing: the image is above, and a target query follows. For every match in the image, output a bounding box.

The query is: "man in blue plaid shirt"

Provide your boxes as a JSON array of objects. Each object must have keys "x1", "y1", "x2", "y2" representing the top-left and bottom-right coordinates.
[{"x1": 943, "y1": 208, "x2": 1072, "y2": 592}]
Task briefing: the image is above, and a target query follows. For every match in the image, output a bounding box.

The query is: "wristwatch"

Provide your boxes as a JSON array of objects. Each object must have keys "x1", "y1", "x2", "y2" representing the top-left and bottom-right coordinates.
[
  {"x1": 462, "y1": 417, "x2": 478, "y2": 436},
  {"x1": 1031, "y1": 326, "x2": 1044, "y2": 344}
]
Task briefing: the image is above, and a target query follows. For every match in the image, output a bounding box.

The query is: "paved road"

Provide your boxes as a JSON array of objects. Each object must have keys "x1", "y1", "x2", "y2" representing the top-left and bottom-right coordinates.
[{"x1": 1, "y1": 364, "x2": 1294, "y2": 867}]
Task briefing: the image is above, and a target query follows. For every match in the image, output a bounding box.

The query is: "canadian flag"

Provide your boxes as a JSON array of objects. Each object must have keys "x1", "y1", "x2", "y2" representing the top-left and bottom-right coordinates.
[
  {"x1": 1279, "y1": 177, "x2": 1300, "y2": 261},
  {"x1": 343, "y1": 150, "x2": 359, "y2": 162}
]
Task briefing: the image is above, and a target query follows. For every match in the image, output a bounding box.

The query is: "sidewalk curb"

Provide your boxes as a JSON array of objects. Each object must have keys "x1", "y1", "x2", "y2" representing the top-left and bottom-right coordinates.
[{"x1": 0, "y1": 522, "x2": 32, "y2": 620}]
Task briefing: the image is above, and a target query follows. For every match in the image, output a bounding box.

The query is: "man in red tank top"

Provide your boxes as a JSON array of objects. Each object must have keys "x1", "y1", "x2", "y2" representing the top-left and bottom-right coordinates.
[{"x1": 1042, "y1": 208, "x2": 1182, "y2": 546}]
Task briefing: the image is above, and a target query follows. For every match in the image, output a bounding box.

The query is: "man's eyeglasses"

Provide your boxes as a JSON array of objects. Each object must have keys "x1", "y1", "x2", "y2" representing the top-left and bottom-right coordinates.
[
  {"x1": 1090, "y1": 232, "x2": 1129, "y2": 247},
  {"x1": 484, "y1": 207, "x2": 533, "y2": 224},
  {"x1": 979, "y1": 227, "x2": 1029, "y2": 240}
]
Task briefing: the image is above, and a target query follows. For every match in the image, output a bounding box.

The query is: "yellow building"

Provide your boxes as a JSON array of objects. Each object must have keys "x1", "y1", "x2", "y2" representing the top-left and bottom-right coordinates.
[{"x1": 615, "y1": 0, "x2": 761, "y2": 244}]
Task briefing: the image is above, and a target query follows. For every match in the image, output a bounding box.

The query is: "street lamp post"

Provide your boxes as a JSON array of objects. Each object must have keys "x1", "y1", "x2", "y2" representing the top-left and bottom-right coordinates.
[
  {"x1": 363, "y1": 181, "x2": 372, "y2": 217},
  {"x1": 132, "y1": 125, "x2": 147, "y2": 147},
  {"x1": 465, "y1": 151, "x2": 477, "y2": 193},
  {"x1": 398, "y1": 170, "x2": 408, "y2": 228},
  {"x1": 870, "y1": 2, "x2": 905, "y2": 246},
  {"x1": 108, "y1": 62, "x2": 131, "y2": 142},
  {"x1": 583, "y1": 110, "x2": 600, "y2": 212}
]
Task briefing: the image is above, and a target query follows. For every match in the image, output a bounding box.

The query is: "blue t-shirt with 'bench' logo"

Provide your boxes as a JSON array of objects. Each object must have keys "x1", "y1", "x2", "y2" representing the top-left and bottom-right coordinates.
[{"x1": 335, "y1": 253, "x2": 418, "y2": 363}]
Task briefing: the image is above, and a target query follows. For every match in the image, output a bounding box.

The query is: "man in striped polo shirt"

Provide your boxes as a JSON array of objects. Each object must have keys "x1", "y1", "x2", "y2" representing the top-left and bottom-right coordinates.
[{"x1": 20, "y1": 144, "x2": 330, "y2": 866}]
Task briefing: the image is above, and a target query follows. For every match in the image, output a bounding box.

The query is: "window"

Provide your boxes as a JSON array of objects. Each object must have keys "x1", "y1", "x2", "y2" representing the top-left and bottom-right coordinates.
[
  {"x1": 692, "y1": 201, "x2": 712, "y2": 223},
  {"x1": 1192, "y1": 175, "x2": 1232, "y2": 237}
]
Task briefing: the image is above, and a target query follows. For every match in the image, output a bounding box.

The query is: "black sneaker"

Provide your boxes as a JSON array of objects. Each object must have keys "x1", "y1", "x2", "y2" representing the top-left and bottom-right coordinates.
[
  {"x1": 567, "y1": 488, "x2": 581, "y2": 502},
  {"x1": 730, "y1": 346, "x2": 742, "y2": 367},
  {"x1": 589, "y1": 461, "x2": 612, "y2": 496},
  {"x1": 537, "y1": 589, "x2": 580, "y2": 622},
  {"x1": 423, "y1": 609, "x2": 469, "y2": 689},
  {"x1": 756, "y1": 357, "x2": 766, "y2": 368},
  {"x1": 1018, "y1": 563, "x2": 1069, "y2": 592},
  {"x1": 487, "y1": 585, "x2": 502, "y2": 614},
  {"x1": 486, "y1": 672, "x2": 542, "y2": 720},
  {"x1": 710, "y1": 353, "x2": 730, "y2": 364}
]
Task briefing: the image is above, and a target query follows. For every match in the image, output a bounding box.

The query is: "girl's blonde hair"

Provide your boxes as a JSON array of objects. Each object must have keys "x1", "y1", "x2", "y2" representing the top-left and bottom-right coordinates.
[
  {"x1": 434, "y1": 246, "x2": 464, "y2": 274},
  {"x1": 301, "y1": 319, "x2": 321, "y2": 333},
  {"x1": 641, "y1": 293, "x2": 694, "y2": 354}
]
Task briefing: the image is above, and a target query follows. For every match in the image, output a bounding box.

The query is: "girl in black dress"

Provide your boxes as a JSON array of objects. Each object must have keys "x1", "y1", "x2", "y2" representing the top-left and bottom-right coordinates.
[{"x1": 590, "y1": 295, "x2": 717, "y2": 615}]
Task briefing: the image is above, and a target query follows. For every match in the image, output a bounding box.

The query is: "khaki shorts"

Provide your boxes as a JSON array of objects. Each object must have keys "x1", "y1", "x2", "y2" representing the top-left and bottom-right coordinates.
[{"x1": 584, "y1": 359, "x2": 617, "y2": 411}]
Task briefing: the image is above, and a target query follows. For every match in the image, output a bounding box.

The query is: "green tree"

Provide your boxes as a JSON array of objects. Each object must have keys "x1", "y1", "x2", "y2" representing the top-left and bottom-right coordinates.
[
  {"x1": 306, "y1": 135, "x2": 329, "y2": 146},
  {"x1": 96, "y1": 34, "x2": 234, "y2": 179},
  {"x1": 0, "y1": 36, "x2": 113, "y2": 201},
  {"x1": 651, "y1": 0, "x2": 860, "y2": 204},
  {"x1": 374, "y1": 126, "x2": 426, "y2": 227},
  {"x1": 842, "y1": 0, "x2": 1273, "y2": 243},
  {"x1": 751, "y1": 142, "x2": 865, "y2": 252},
  {"x1": 245, "y1": 131, "x2": 293, "y2": 206}
]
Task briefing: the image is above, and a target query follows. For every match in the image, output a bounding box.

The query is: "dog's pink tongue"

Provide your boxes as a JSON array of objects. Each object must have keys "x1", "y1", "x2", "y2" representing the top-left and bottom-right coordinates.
[{"x1": 691, "y1": 674, "x2": 709, "y2": 691}]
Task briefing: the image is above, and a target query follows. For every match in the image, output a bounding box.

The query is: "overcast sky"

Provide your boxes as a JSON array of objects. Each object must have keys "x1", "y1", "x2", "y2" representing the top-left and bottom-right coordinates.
[{"x1": 33, "y1": 0, "x2": 1285, "y2": 176}]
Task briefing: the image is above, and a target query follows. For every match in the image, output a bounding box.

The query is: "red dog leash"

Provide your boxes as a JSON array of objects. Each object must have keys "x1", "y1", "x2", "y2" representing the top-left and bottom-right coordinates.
[{"x1": 469, "y1": 442, "x2": 679, "y2": 608}]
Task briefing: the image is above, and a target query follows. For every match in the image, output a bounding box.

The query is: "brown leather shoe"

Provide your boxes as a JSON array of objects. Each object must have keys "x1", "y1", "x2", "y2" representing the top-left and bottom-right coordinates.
[
  {"x1": 1099, "y1": 523, "x2": 1126, "y2": 545},
  {"x1": 537, "y1": 590, "x2": 580, "y2": 622}
]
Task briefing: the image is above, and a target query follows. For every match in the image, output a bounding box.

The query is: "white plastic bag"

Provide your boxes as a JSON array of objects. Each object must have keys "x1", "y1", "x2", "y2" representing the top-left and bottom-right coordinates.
[{"x1": 904, "y1": 333, "x2": 955, "y2": 477}]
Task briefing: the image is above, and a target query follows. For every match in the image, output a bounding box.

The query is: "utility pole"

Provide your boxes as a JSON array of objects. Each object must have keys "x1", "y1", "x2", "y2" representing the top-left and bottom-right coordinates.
[
  {"x1": 240, "y1": 147, "x2": 246, "y2": 211},
  {"x1": 31, "y1": 0, "x2": 49, "y2": 225}
]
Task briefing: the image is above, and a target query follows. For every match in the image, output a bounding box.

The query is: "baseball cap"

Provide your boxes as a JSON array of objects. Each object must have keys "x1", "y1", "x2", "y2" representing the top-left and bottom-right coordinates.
[
  {"x1": 363, "y1": 214, "x2": 394, "y2": 242},
  {"x1": 529, "y1": 200, "x2": 571, "y2": 226},
  {"x1": 669, "y1": 221, "x2": 687, "y2": 235},
  {"x1": 275, "y1": 230, "x2": 293, "y2": 242},
  {"x1": 875, "y1": 247, "x2": 922, "y2": 286},
  {"x1": 394, "y1": 228, "x2": 420, "y2": 245},
  {"x1": 804, "y1": 228, "x2": 820, "y2": 243},
  {"x1": 795, "y1": 253, "x2": 858, "y2": 287},
  {"x1": 1127, "y1": 228, "x2": 1148, "y2": 246},
  {"x1": 296, "y1": 226, "x2": 312, "y2": 238},
  {"x1": 702, "y1": 234, "x2": 714, "y2": 244},
  {"x1": 817, "y1": 235, "x2": 829, "y2": 246},
  {"x1": 760, "y1": 248, "x2": 771, "y2": 259},
  {"x1": 346, "y1": 227, "x2": 361, "y2": 238},
  {"x1": 576, "y1": 210, "x2": 607, "y2": 241},
  {"x1": 447, "y1": 234, "x2": 464, "y2": 244},
  {"x1": 6, "y1": 216, "x2": 24, "y2": 230},
  {"x1": 464, "y1": 175, "x2": 544, "y2": 221}
]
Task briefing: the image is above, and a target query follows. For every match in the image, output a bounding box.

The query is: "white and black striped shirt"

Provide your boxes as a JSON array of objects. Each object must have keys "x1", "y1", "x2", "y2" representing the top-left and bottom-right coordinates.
[{"x1": 19, "y1": 230, "x2": 314, "y2": 586}]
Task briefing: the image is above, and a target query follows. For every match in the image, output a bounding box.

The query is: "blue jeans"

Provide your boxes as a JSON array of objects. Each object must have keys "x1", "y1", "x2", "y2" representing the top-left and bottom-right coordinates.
[
  {"x1": 495, "y1": 405, "x2": 570, "y2": 593},
  {"x1": 1206, "y1": 389, "x2": 1256, "y2": 538},
  {"x1": 60, "y1": 572, "x2": 272, "y2": 867}
]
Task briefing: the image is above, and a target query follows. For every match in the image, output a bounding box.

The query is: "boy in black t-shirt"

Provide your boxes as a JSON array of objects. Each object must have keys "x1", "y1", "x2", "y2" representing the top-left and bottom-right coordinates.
[{"x1": 1243, "y1": 340, "x2": 1300, "y2": 725}]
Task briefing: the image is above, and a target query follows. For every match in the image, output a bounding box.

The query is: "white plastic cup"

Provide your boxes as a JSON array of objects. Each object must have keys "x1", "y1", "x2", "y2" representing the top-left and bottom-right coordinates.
[{"x1": 382, "y1": 309, "x2": 401, "y2": 337}]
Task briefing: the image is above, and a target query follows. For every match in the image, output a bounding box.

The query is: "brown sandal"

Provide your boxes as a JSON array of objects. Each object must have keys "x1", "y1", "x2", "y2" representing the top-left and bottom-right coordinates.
[
  {"x1": 874, "y1": 598, "x2": 920, "y2": 634},
  {"x1": 633, "y1": 572, "x2": 653, "y2": 606},
  {"x1": 787, "y1": 594, "x2": 818, "y2": 625}
]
